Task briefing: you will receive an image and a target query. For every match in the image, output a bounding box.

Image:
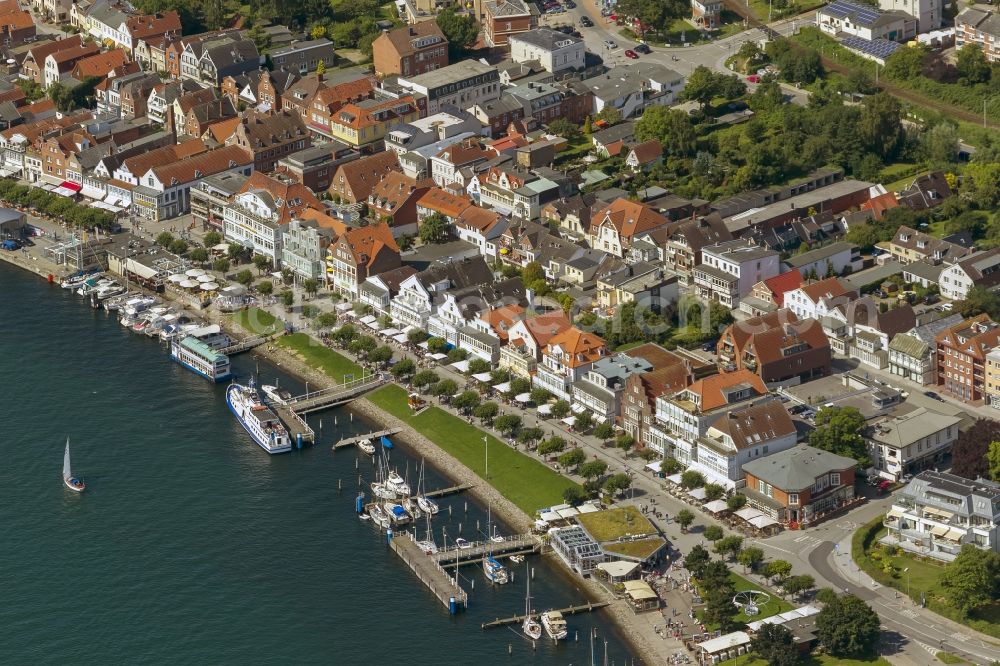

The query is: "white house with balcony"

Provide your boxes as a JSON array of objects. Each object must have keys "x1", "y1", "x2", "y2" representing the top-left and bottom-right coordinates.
[
  {"x1": 882, "y1": 470, "x2": 1000, "y2": 562},
  {"x1": 866, "y1": 408, "x2": 961, "y2": 481}
]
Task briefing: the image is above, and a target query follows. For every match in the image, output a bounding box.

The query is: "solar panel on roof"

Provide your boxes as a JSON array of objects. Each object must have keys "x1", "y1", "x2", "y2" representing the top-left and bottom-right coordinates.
[
  {"x1": 823, "y1": 0, "x2": 882, "y2": 24},
  {"x1": 840, "y1": 36, "x2": 902, "y2": 59}
]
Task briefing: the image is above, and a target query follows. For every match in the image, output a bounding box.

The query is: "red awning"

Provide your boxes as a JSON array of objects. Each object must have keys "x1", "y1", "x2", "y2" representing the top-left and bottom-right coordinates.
[{"x1": 59, "y1": 181, "x2": 82, "y2": 192}]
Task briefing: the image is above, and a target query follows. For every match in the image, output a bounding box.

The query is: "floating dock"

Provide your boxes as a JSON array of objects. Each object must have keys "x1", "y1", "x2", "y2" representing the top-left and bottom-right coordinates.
[
  {"x1": 219, "y1": 333, "x2": 276, "y2": 356},
  {"x1": 432, "y1": 534, "x2": 540, "y2": 568},
  {"x1": 480, "y1": 601, "x2": 611, "y2": 629},
  {"x1": 389, "y1": 532, "x2": 468, "y2": 613},
  {"x1": 287, "y1": 376, "x2": 384, "y2": 414},
  {"x1": 332, "y1": 428, "x2": 401, "y2": 450},
  {"x1": 271, "y1": 402, "x2": 315, "y2": 445},
  {"x1": 423, "y1": 483, "x2": 473, "y2": 498}
]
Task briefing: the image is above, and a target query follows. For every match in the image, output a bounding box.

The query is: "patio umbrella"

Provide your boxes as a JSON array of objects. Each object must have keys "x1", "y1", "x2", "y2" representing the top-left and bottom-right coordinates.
[
  {"x1": 180, "y1": 280, "x2": 199, "y2": 289},
  {"x1": 168, "y1": 274, "x2": 186, "y2": 283},
  {"x1": 514, "y1": 392, "x2": 531, "y2": 403},
  {"x1": 185, "y1": 268, "x2": 206, "y2": 277},
  {"x1": 200, "y1": 282, "x2": 220, "y2": 291},
  {"x1": 196, "y1": 273, "x2": 215, "y2": 282}
]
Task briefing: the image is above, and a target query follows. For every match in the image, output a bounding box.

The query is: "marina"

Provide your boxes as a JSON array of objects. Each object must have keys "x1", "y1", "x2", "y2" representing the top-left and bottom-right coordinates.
[
  {"x1": 388, "y1": 532, "x2": 469, "y2": 614},
  {"x1": 482, "y1": 602, "x2": 611, "y2": 629},
  {"x1": 332, "y1": 428, "x2": 401, "y2": 450}
]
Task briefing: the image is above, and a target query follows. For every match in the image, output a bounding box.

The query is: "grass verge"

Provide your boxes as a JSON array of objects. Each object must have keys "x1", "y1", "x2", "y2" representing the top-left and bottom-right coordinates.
[
  {"x1": 367, "y1": 384, "x2": 580, "y2": 516},
  {"x1": 936, "y1": 652, "x2": 969, "y2": 665},
  {"x1": 232, "y1": 307, "x2": 280, "y2": 335},
  {"x1": 276, "y1": 332, "x2": 362, "y2": 380},
  {"x1": 697, "y1": 570, "x2": 796, "y2": 629}
]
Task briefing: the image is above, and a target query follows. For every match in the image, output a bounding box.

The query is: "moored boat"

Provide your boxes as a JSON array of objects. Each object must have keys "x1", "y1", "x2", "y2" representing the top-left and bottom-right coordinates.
[
  {"x1": 523, "y1": 564, "x2": 542, "y2": 640},
  {"x1": 541, "y1": 610, "x2": 568, "y2": 640},
  {"x1": 62, "y1": 438, "x2": 85, "y2": 493},
  {"x1": 171, "y1": 336, "x2": 231, "y2": 382},
  {"x1": 225, "y1": 381, "x2": 292, "y2": 454},
  {"x1": 387, "y1": 470, "x2": 410, "y2": 496},
  {"x1": 371, "y1": 481, "x2": 397, "y2": 500},
  {"x1": 357, "y1": 438, "x2": 375, "y2": 455},
  {"x1": 261, "y1": 384, "x2": 292, "y2": 405},
  {"x1": 417, "y1": 495, "x2": 439, "y2": 515},
  {"x1": 383, "y1": 501, "x2": 412, "y2": 526},
  {"x1": 483, "y1": 555, "x2": 509, "y2": 585},
  {"x1": 368, "y1": 504, "x2": 391, "y2": 528}
]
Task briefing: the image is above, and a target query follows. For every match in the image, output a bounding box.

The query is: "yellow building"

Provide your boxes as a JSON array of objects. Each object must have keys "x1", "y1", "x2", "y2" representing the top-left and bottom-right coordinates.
[{"x1": 328, "y1": 96, "x2": 420, "y2": 150}]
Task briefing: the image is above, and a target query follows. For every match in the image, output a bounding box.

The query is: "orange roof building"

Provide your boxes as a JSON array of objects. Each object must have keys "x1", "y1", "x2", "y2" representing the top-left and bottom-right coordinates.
[
  {"x1": 416, "y1": 187, "x2": 472, "y2": 222},
  {"x1": 717, "y1": 310, "x2": 832, "y2": 384},
  {"x1": 588, "y1": 198, "x2": 670, "y2": 257},
  {"x1": 326, "y1": 222, "x2": 402, "y2": 296}
]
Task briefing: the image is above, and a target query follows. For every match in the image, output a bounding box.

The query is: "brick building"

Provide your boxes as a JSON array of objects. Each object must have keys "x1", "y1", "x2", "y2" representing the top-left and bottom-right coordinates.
[{"x1": 372, "y1": 22, "x2": 449, "y2": 78}]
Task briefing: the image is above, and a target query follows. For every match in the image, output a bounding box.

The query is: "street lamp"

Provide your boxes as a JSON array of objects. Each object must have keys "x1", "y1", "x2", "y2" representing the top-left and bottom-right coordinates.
[{"x1": 903, "y1": 567, "x2": 910, "y2": 600}]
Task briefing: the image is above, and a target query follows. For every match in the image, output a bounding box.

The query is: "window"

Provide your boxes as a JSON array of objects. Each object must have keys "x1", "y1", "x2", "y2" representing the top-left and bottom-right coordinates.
[
  {"x1": 788, "y1": 493, "x2": 798, "y2": 505},
  {"x1": 830, "y1": 473, "x2": 841, "y2": 486}
]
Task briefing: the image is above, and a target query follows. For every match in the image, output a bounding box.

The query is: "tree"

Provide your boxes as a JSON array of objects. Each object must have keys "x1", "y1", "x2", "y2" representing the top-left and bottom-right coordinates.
[
  {"x1": 418, "y1": 212, "x2": 449, "y2": 244},
  {"x1": 726, "y1": 494, "x2": 747, "y2": 511},
  {"x1": 257, "y1": 280, "x2": 274, "y2": 296},
  {"x1": 331, "y1": 323, "x2": 357, "y2": 346},
  {"x1": 940, "y1": 545, "x2": 1000, "y2": 614},
  {"x1": 703, "y1": 483, "x2": 725, "y2": 502},
  {"x1": 615, "y1": 433, "x2": 635, "y2": 456},
  {"x1": 703, "y1": 587, "x2": 739, "y2": 632},
  {"x1": 921, "y1": 122, "x2": 960, "y2": 166},
  {"x1": 473, "y1": 401, "x2": 499, "y2": 423},
  {"x1": 494, "y1": 414, "x2": 522, "y2": 435},
  {"x1": 704, "y1": 525, "x2": 724, "y2": 542},
  {"x1": 783, "y1": 574, "x2": 816, "y2": 599},
  {"x1": 682, "y1": 65, "x2": 746, "y2": 109},
  {"x1": 751, "y1": 623, "x2": 798, "y2": 666},
  {"x1": 280, "y1": 290, "x2": 295, "y2": 309},
  {"x1": 391, "y1": 357, "x2": 416, "y2": 379},
  {"x1": 521, "y1": 261, "x2": 545, "y2": 286},
  {"x1": 365, "y1": 345, "x2": 391, "y2": 366},
  {"x1": 952, "y1": 418, "x2": 1000, "y2": 480},
  {"x1": 858, "y1": 93, "x2": 904, "y2": 161},
  {"x1": 447, "y1": 347, "x2": 469, "y2": 363},
  {"x1": 227, "y1": 242, "x2": 245, "y2": 262},
  {"x1": 436, "y1": 7, "x2": 478, "y2": 57},
  {"x1": 579, "y1": 459, "x2": 608, "y2": 480},
  {"x1": 517, "y1": 427, "x2": 545, "y2": 447},
  {"x1": 816, "y1": 588, "x2": 839, "y2": 605},
  {"x1": 562, "y1": 485, "x2": 588, "y2": 506},
  {"x1": 252, "y1": 254, "x2": 271, "y2": 275},
  {"x1": 763, "y1": 559, "x2": 792, "y2": 583},
  {"x1": 715, "y1": 535, "x2": 744, "y2": 561},
  {"x1": 593, "y1": 422, "x2": 614, "y2": 444},
  {"x1": 574, "y1": 411, "x2": 594, "y2": 432},
  {"x1": 530, "y1": 388, "x2": 551, "y2": 405},
  {"x1": 316, "y1": 59, "x2": 326, "y2": 76},
  {"x1": 315, "y1": 311, "x2": 337, "y2": 329},
  {"x1": 885, "y1": 43, "x2": 925, "y2": 80},
  {"x1": 956, "y1": 44, "x2": 991, "y2": 85},
  {"x1": 452, "y1": 390, "x2": 481, "y2": 412},
  {"x1": 988, "y1": 440, "x2": 1000, "y2": 483},
  {"x1": 300, "y1": 304, "x2": 321, "y2": 319},
  {"x1": 538, "y1": 436, "x2": 566, "y2": 456},
  {"x1": 738, "y1": 546, "x2": 765, "y2": 573},
  {"x1": 634, "y1": 106, "x2": 696, "y2": 157},
  {"x1": 808, "y1": 406, "x2": 869, "y2": 467},
  {"x1": 204, "y1": 231, "x2": 222, "y2": 247},
  {"x1": 816, "y1": 594, "x2": 881, "y2": 658},
  {"x1": 407, "y1": 329, "x2": 429, "y2": 345},
  {"x1": 426, "y1": 336, "x2": 449, "y2": 354},
  {"x1": 603, "y1": 472, "x2": 632, "y2": 496},
  {"x1": 466, "y1": 357, "x2": 491, "y2": 375},
  {"x1": 169, "y1": 238, "x2": 189, "y2": 255},
  {"x1": 676, "y1": 508, "x2": 695, "y2": 532},
  {"x1": 550, "y1": 399, "x2": 571, "y2": 419},
  {"x1": 430, "y1": 379, "x2": 458, "y2": 398},
  {"x1": 595, "y1": 105, "x2": 622, "y2": 126},
  {"x1": 235, "y1": 269, "x2": 254, "y2": 286},
  {"x1": 348, "y1": 336, "x2": 378, "y2": 357},
  {"x1": 155, "y1": 231, "x2": 174, "y2": 247},
  {"x1": 411, "y1": 370, "x2": 440, "y2": 389},
  {"x1": 559, "y1": 448, "x2": 587, "y2": 472},
  {"x1": 547, "y1": 118, "x2": 579, "y2": 140},
  {"x1": 683, "y1": 544, "x2": 711, "y2": 577},
  {"x1": 681, "y1": 470, "x2": 705, "y2": 489},
  {"x1": 303, "y1": 278, "x2": 319, "y2": 299}
]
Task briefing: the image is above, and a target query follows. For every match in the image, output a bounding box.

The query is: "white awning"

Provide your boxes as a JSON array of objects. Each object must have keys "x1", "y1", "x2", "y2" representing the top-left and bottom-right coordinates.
[
  {"x1": 594, "y1": 414, "x2": 606, "y2": 423},
  {"x1": 930, "y1": 524, "x2": 949, "y2": 537},
  {"x1": 645, "y1": 461, "x2": 661, "y2": 473},
  {"x1": 885, "y1": 507, "x2": 904, "y2": 520},
  {"x1": 539, "y1": 510, "x2": 560, "y2": 522},
  {"x1": 514, "y1": 392, "x2": 531, "y2": 403},
  {"x1": 666, "y1": 473, "x2": 683, "y2": 485},
  {"x1": 687, "y1": 487, "x2": 707, "y2": 500},
  {"x1": 597, "y1": 561, "x2": 639, "y2": 578},
  {"x1": 686, "y1": 460, "x2": 737, "y2": 490},
  {"x1": 429, "y1": 352, "x2": 447, "y2": 360},
  {"x1": 697, "y1": 631, "x2": 751, "y2": 655},
  {"x1": 380, "y1": 327, "x2": 400, "y2": 336},
  {"x1": 80, "y1": 185, "x2": 105, "y2": 199},
  {"x1": 944, "y1": 527, "x2": 965, "y2": 542},
  {"x1": 562, "y1": 416, "x2": 576, "y2": 426},
  {"x1": 735, "y1": 507, "x2": 764, "y2": 522},
  {"x1": 0, "y1": 166, "x2": 19, "y2": 177},
  {"x1": 364, "y1": 319, "x2": 380, "y2": 329},
  {"x1": 555, "y1": 507, "x2": 579, "y2": 518},
  {"x1": 491, "y1": 380, "x2": 510, "y2": 392},
  {"x1": 359, "y1": 315, "x2": 377, "y2": 324},
  {"x1": 393, "y1": 333, "x2": 409, "y2": 344},
  {"x1": 749, "y1": 515, "x2": 780, "y2": 529},
  {"x1": 571, "y1": 403, "x2": 586, "y2": 414},
  {"x1": 538, "y1": 404, "x2": 552, "y2": 415},
  {"x1": 449, "y1": 360, "x2": 470, "y2": 372},
  {"x1": 418, "y1": 341, "x2": 429, "y2": 350},
  {"x1": 703, "y1": 499, "x2": 729, "y2": 514}
]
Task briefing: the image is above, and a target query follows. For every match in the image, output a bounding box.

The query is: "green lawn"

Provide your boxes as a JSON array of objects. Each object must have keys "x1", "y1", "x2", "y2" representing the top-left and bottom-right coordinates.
[
  {"x1": 232, "y1": 307, "x2": 280, "y2": 335},
  {"x1": 936, "y1": 652, "x2": 970, "y2": 665},
  {"x1": 367, "y1": 384, "x2": 580, "y2": 516},
  {"x1": 276, "y1": 332, "x2": 362, "y2": 381},
  {"x1": 748, "y1": 0, "x2": 824, "y2": 21},
  {"x1": 697, "y1": 571, "x2": 796, "y2": 629},
  {"x1": 578, "y1": 506, "x2": 656, "y2": 541},
  {"x1": 854, "y1": 518, "x2": 1000, "y2": 639},
  {"x1": 718, "y1": 655, "x2": 892, "y2": 666}
]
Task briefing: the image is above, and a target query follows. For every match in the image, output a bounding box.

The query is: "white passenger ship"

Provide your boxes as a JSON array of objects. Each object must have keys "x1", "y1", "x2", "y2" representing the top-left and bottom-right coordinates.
[
  {"x1": 225, "y1": 381, "x2": 292, "y2": 454},
  {"x1": 170, "y1": 336, "x2": 231, "y2": 382}
]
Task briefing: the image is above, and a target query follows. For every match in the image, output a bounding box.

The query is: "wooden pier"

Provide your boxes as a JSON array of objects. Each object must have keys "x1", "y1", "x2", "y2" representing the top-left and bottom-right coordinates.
[
  {"x1": 424, "y1": 483, "x2": 473, "y2": 499},
  {"x1": 481, "y1": 601, "x2": 610, "y2": 629},
  {"x1": 332, "y1": 428, "x2": 401, "y2": 450},
  {"x1": 219, "y1": 333, "x2": 276, "y2": 355},
  {"x1": 271, "y1": 403, "x2": 315, "y2": 444},
  {"x1": 287, "y1": 375, "x2": 384, "y2": 414},
  {"x1": 389, "y1": 532, "x2": 468, "y2": 613},
  {"x1": 432, "y1": 534, "x2": 540, "y2": 568}
]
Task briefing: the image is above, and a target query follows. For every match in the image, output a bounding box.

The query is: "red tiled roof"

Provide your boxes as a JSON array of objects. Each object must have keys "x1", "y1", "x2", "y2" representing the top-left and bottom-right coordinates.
[
  {"x1": 590, "y1": 198, "x2": 670, "y2": 240},
  {"x1": 683, "y1": 369, "x2": 767, "y2": 412},
  {"x1": 237, "y1": 170, "x2": 323, "y2": 224},
  {"x1": 416, "y1": 187, "x2": 472, "y2": 218},
  {"x1": 545, "y1": 326, "x2": 606, "y2": 368},
  {"x1": 761, "y1": 269, "x2": 802, "y2": 307}
]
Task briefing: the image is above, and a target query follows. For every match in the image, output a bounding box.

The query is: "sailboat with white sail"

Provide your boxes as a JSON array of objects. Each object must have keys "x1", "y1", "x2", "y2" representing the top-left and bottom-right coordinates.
[
  {"x1": 482, "y1": 503, "x2": 509, "y2": 585},
  {"x1": 415, "y1": 458, "x2": 438, "y2": 515},
  {"x1": 62, "y1": 438, "x2": 85, "y2": 493}
]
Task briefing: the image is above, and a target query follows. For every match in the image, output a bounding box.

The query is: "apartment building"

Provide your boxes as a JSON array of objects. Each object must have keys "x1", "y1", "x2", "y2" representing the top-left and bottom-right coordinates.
[
  {"x1": 936, "y1": 314, "x2": 1000, "y2": 403},
  {"x1": 867, "y1": 407, "x2": 962, "y2": 481}
]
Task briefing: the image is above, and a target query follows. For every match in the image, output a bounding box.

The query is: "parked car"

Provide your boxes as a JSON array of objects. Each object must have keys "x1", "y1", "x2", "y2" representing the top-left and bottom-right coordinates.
[
  {"x1": 700, "y1": 339, "x2": 717, "y2": 352},
  {"x1": 603, "y1": 39, "x2": 617, "y2": 49},
  {"x1": 580, "y1": 15, "x2": 593, "y2": 25},
  {"x1": 747, "y1": 74, "x2": 761, "y2": 83},
  {"x1": 633, "y1": 42, "x2": 651, "y2": 54},
  {"x1": 624, "y1": 49, "x2": 638, "y2": 59},
  {"x1": 923, "y1": 390, "x2": 944, "y2": 401},
  {"x1": 923, "y1": 293, "x2": 939, "y2": 305},
  {"x1": 565, "y1": 0, "x2": 576, "y2": 7}
]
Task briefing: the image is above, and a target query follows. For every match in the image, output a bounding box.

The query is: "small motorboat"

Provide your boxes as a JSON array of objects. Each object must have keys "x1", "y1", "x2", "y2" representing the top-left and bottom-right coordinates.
[
  {"x1": 371, "y1": 482, "x2": 398, "y2": 500},
  {"x1": 357, "y1": 438, "x2": 376, "y2": 455},
  {"x1": 368, "y1": 504, "x2": 390, "y2": 528},
  {"x1": 62, "y1": 438, "x2": 85, "y2": 493},
  {"x1": 387, "y1": 470, "x2": 410, "y2": 496},
  {"x1": 509, "y1": 554, "x2": 525, "y2": 564},
  {"x1": 541, "y1": 611, "x2": 568, "y2": 640},
  {"x1": 261, "y1": 384, "x2": 292, "y2": 405},
  {"x1": 483, "y1": 555, "x2": 509, "y2": 585}
]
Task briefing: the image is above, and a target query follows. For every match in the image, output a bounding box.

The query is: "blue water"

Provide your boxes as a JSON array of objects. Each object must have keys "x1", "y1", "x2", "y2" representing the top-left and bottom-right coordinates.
[{"x1": 0, "y1": 261, "x2": 634, "y2": 665}]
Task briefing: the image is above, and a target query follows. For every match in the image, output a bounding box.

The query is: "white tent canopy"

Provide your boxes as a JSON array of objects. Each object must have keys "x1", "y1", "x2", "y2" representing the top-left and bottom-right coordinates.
[
  {"x1": 180, "y1": 279, "x2": 199, "y2": 288},
  {"x1": 703, "y1": 499, "x2": 729, "y2": 514},
  {"x1": 359, "y1": 314, "x2": 377, "y2": 325},
  {"x1": 687, "y1": 487, "x2": 707, "y2": 500},
  {"x1": 514, "y1": 392, "x2": 531, "y2": 403},
  {"x1": 429, "y1": 352, "x2": 447, "y2": 360},
  {"x1": 168, "y1": 274, "x2": 186, "y2": 283},
  {"x1": 537, "y1": 404, "x2": 552, "y2": 415},
  {"x1": 200, "y1": 282, "x2": 219, "y2": 291},
  {"x1": 196, "y1": 273, "x2": 215, "y2": 282},
  {"x1": 393, "y1": 333, "x2": 409, "y2": 344},
  {"x1": 597, "y1": 561, "x2": 639, "y2": 579},
  {"x1": 735, "y1": 507, "x2": 764, "y2": 522},
  {"x1": 380, "y1": 327, "x2": 400, "y2": 336},
  {"x1": 645, "y1": 461, "x2": 661, "y2": 473},
  {"x1": 186, "y1": 268, "x2": 206, "y2": 277},
  {"x1": 561, "y1": 416, "x2": 576, "y2": 426},
  {"x1": 666, "y1": 473, "x2": 683, "y2": 485},
  {"x1": 749, "y1": 515, "x2": 780, "y2": 529},
  {"x1": 492, "y1": 380, "x2": 511, "y2": 392},
  {"x1": 449, "y1": 359, "x2": 470, "y2": 373}
]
